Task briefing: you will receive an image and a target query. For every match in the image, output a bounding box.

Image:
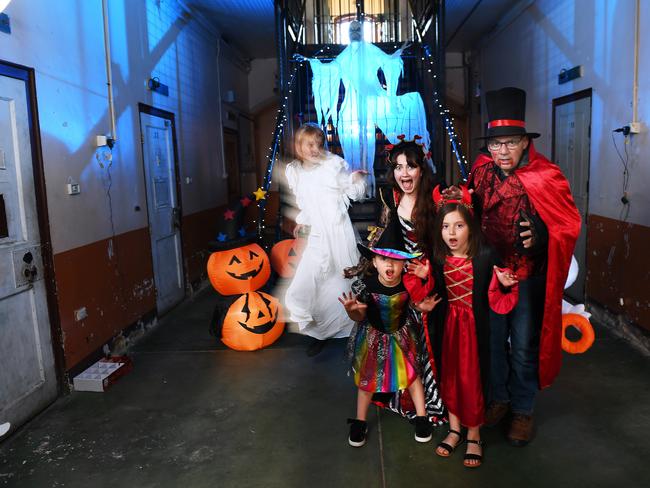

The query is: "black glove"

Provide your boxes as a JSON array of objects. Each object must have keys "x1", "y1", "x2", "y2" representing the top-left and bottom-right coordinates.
[{"x1": 514, "y1": 209, "x2": 548, "y2": 255}]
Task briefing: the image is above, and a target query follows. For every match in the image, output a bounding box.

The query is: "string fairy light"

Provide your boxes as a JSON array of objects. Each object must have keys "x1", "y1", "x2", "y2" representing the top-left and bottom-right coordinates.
[
  {"x1": 418, "y1": 42, "x2": 469, "y2": 181},
  {"x1": 256, "y1": 46, "x2": 330, "y2": 242}
]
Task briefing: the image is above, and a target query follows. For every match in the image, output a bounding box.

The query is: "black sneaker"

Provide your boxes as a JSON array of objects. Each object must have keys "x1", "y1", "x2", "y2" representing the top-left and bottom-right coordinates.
[
  {"x1": 347, "y1": 418, "x2": 368, "y2": 447},
  {"x1": 414, "y1": 416, "x2": 433, "y2": 443},
  {"x1": 306, "y1": 338, "x2": 326, "y2": 357}
]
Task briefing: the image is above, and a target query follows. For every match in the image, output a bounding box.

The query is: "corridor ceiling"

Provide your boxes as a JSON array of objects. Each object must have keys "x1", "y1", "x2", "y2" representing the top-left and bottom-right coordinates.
[{"x1": 186, "y1": 0, "x2": 526, "y2": 59}]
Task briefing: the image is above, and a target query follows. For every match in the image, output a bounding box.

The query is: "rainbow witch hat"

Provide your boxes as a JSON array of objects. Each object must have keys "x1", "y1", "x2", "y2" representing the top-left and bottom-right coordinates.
[{"x1": 357, "y1": 217, "x2": 422, "y2": 261}]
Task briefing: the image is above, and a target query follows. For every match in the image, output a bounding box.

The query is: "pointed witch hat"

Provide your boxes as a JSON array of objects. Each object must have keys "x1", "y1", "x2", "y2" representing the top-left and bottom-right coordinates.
[
  {"x1": 209, "y1": 195, "x2": 258, "y2": 251},
  {"x1": 357, "y1": 216, "x2": 422, "y2": 261}
]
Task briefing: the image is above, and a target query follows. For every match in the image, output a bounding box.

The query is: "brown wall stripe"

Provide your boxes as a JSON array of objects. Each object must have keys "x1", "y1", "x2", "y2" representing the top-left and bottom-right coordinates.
[
  {"x1": 53, "y1": 228, "x2": 156, "y2": 369},
  {"x1": 587, "y1": 214, "x2": 650, "y2": 331},
  {"x1": 182, "y1": 206, "x2": 226, "y2": 284}
]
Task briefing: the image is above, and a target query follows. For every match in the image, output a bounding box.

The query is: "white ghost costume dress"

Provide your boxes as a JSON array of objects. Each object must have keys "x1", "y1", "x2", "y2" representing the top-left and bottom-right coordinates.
[{"x1": 284, "y1": 152, "x2": 367, "y2": 339}]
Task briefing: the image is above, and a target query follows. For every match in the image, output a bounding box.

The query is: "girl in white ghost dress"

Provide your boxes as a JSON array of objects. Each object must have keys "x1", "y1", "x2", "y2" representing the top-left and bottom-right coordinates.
[{"x1": 284, "y1": 124, "x2": 367, "y2": 352}]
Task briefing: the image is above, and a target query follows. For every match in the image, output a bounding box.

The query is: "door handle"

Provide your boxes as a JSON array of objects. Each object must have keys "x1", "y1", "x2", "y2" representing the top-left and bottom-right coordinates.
[
  {"x1": 22, "y1": 251, "x2": 38, "y2": 283},
  {"x1": 172, "y1": 207, "x2": 181, "y2": 230},
  {"x1": 23, "y1": 265, "x2": 38, "y2": 282}
]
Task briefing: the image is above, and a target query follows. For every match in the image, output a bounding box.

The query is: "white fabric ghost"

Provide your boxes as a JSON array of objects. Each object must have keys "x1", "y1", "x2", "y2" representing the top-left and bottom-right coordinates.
[{"x1": 307, "y1": 36, "x2": 430, "y2": 197}]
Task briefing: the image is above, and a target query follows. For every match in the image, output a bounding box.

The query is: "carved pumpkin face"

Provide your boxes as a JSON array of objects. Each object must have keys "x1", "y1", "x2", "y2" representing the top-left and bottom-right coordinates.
[
  {"x1": 208, "y1": 243, "x2": 271, "y2": 295},
  {"x1": 221, "y1": 291, "x2": 285, "y2": 351},
  {"x1": 270, "y1": 238, "x2": 305, "y2": 278}
]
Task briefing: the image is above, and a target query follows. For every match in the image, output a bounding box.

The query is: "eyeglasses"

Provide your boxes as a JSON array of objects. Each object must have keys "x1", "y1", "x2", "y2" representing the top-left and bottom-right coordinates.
[{"x1": 487, "y1": 137, "x2": 524, "y2": 151}]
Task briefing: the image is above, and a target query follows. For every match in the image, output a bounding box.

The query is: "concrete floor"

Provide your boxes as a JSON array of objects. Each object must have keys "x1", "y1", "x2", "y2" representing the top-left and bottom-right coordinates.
[{"x1": 1, "y1": 287, "x2": 649, "y2": 488}]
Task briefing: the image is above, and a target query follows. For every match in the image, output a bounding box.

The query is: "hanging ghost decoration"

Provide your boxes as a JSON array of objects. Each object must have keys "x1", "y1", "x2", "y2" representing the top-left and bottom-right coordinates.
[{"x1": 308, "y1": 21, "x2": 431, "y2": 196}]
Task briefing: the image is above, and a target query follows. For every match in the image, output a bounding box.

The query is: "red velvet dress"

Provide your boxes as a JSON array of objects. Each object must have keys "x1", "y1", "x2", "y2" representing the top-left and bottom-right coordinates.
[{"x1": 440, "y1": 256, "x2": 484, "y2": 428}]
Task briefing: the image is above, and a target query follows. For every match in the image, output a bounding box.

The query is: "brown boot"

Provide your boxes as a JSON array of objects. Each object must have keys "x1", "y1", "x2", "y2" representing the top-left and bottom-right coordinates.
[
  {"x1": 484, "y1": 402, "x2": 509, "y2": 427},
  {"x1": 508, "y1": 414, "x2": 534, "y2": 446}
]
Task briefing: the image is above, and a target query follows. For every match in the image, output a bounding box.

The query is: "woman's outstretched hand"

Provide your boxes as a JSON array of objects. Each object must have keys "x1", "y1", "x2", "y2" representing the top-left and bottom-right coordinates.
[
  {"x1": 413, "y1": 293, "x2": 442, "y2": 312},
  {"x1": 406, "y1": 258, "x2": 430, "y2": 280},
  {"x1": 442, "y1": 185, "x2": 474, "y2": 200},
  {"x1": 338, "y1": 292, "x2": 368, "y2": 321},
  {"x1": 351, "y1": 170, "x2": 369, "y2": 183}
]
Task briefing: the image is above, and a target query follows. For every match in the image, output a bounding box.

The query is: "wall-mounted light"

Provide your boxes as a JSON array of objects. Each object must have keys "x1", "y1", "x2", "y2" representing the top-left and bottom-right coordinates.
[
  {"x1": 558, "y1": 66, "x2": 582, "y2": 85},
  {"x1": 147, "y1": 77, "x2": 169, "y2": 96},
  {"x1": 0, "y1": 13, "x2": 10, "y2": 34}
]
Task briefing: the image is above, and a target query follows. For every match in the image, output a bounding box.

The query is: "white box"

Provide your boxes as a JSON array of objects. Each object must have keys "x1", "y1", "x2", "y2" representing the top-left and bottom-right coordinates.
[{"x1": 73, "y1": 358, "x2": 132, "y2": 392}]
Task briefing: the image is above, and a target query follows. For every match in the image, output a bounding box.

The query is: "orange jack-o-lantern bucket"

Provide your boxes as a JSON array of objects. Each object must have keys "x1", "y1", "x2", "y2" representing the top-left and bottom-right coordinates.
[
  {"x1": 207, "y1": 243, "x2": 271, "y2": 296},
  {"x1": 270, "y1": 238, "x2": 305, "y2": 278},
  {"x1": 561, "y1": 313, "x2": 595, "y2": 354},
  {"x1": 221, "y1": 291, "x2": 285, "y2": 351}
]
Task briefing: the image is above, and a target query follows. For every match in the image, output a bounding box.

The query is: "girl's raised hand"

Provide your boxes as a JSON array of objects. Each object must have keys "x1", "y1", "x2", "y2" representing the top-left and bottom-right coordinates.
[
  {"x1": 494, "y1": 266, "x2": 519, "y2": 288},
  {"x1": 414, "y1": 293, "x2": 442, "y2": 312},
  {"x1": 351, "y1": 170, "x2": 369, "y2": 183},
  {"x1": 338, "y1": 292, "x2": 368, "y2": 321},
  {"x1": 406, "y1": 258, "x2": 430, "y2": 280}
]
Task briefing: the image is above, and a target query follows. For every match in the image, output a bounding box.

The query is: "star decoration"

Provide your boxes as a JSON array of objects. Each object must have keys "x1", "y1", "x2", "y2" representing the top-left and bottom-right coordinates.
[
  {"x1": 223, "y1": 209, "x2": 235, "y2": 220},
  {"x1": 240, "y1": 196, "x2": 252, "y2": 207},
  {"x1": 253, "y1": 187, "x2": 267, "y2": 201},
  {"x1": 238, "y1": 227, "x2": 247, "y2": 237},
  {"x1": 217, "y1": 232, "x2": 227, "y2": 242}
]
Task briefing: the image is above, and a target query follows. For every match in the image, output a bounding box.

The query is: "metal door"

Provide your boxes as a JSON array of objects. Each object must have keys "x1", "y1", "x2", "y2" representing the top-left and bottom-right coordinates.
[
  {"x1": 139, "y1": 111, "x2": 184, "y2": 314},
  {"x1": 0, "y1": 73, "x2": 57, "y2": 433},
  {"x1": 553, "y1": 93, "x2": 591, "y2": 301}
]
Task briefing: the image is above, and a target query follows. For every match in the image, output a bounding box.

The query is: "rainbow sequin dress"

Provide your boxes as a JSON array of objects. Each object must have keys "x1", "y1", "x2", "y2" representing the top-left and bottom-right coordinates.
[{"x1": 347, "y1": 275, "x2": 421, "y2": 393}]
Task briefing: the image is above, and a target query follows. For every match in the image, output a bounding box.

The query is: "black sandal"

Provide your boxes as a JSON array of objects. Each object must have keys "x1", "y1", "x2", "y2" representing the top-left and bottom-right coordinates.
[
  {"x1": 463, "y1": 439, "x2": 484, "y2": 468},
  {"x1": 435, "y1": 429, "x2": 464, "y2": 457}
]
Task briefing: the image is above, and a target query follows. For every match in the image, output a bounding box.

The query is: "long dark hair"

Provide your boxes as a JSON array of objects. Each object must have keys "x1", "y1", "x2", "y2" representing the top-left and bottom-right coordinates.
[
  {"x1": 431, "y1": 203, "x2": 482, "y2": 264},
  {"x1": 386, "y1": 146, "x2": 437, "y2": 255}
]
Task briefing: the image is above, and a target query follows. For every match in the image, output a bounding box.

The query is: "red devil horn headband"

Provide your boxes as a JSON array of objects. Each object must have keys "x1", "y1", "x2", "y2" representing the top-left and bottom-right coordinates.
[
  {"x1": 385, "y1": 134, "x2": 429, "y2": 160},
  {"x1": 432, "y1": 185, "x2": 474, "y2": 214}
]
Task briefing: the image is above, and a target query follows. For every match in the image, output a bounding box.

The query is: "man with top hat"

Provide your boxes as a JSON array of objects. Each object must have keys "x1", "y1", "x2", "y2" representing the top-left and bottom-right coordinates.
[{"x1": 468, "y1": 87, "x2": 581, "y2": 446}]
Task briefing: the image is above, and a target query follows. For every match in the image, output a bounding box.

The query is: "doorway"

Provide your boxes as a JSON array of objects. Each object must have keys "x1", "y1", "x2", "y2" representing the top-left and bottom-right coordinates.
[
  {"x1": 223, "y1": 128, "x2": 241, "y2": 201},
  {"x1": 553, "y1": 89, "x2": 592, "y2": 302},
  {"x1": 0, "y1": 62, "x2": 60, "y2": 434},
  {"x1": 138, "y1": 105, "x2": 185, "y2": 314}
]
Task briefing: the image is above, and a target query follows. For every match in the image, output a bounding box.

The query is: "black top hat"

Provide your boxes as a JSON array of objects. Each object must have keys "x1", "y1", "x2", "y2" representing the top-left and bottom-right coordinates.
[
  {"x1": 477, "y1": 87, "x2": 540, "y2": 140},
  {"x1": 357, "y1": 217, "x2": 422, "y2": 261}
]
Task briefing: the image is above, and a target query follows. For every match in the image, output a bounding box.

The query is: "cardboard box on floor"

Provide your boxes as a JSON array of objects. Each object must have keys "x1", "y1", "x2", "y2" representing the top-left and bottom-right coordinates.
[{"x1": 72, "y1": 356, "x2": 133, "y2": 392}]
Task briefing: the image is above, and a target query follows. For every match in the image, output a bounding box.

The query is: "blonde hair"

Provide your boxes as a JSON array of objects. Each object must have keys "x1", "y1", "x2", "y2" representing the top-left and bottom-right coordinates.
[{"x1": 294, "y1": 123, "x2": 325, "y2": 161}]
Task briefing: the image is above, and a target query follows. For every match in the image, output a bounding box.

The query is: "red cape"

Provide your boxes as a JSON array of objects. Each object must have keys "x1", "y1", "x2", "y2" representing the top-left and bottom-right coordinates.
[{"x1": 470, "y1": 142, "x2": 581, "y2": 388}]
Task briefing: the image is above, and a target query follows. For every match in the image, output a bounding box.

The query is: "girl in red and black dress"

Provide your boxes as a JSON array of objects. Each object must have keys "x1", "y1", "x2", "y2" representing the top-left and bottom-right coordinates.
[{"x1": 414, "y1": 186, "x2": 518, "y2": 468}]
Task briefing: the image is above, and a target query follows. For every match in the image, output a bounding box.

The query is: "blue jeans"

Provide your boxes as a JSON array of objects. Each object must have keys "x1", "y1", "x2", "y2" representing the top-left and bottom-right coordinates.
[{"x1": 489, "y1": 275, "x2": 545, "y2": 415}]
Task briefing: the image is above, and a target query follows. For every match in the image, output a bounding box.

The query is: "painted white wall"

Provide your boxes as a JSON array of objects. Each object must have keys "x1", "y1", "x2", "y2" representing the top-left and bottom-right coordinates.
[
  {"x1": 446, "y1": 52, "x2": 466, "y2": 106},
  {"x1": 219, "y1": 47, "x2": 250, "y2": 131},
  {"x1": 478, "y1": 0, "x2": 650, "y2": 226},
  {"x1": 248, "y1": 58, "x2": 277, "y2": 112},
  {"x1": 1, "y1": 0, "x2": 227, "y2": 253}
]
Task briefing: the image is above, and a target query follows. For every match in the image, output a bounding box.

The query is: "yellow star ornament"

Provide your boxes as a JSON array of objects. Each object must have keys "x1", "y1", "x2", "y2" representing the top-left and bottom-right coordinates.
[{"x1": 253, "y1": 187, "x2": 267, "y2": 201}]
